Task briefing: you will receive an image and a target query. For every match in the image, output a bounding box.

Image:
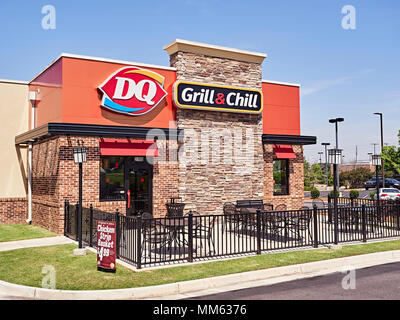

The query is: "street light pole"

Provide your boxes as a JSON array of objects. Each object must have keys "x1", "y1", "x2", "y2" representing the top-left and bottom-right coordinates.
[
  {"x1": 322, "y1": 142, "x2": 330, "y2": 187},
  {"x1": 329, "y1": 118, "x2": 344, "y2": 188},
  {"x1": 329, "y1": 118, "x2": 344, "y2": 245},
  {"x1": 374, "y1": 113, "x2": 384, "y2": 187},
  {"x1": 371, "y1": 143, "x2": 378, "y2": 155},
  {"x1": 371, "y1": 155, "x2": 382, "y2": 221},
  {"x1": 328, "y1": 148, "x2": 342, "y2": 245}
]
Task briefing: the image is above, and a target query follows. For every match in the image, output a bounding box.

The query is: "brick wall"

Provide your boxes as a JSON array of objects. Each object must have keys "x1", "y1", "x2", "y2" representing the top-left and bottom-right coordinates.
[
  {"x1": 0, "y1": 198, "x2": 27, "y2": 224},
  {"x1": 152, "y1": 139, "x2": 179, "y2": 217},
  {"x1": 263, "y1": 144, "x2": 304, "y2": 210},
  {"x1": 31, "y1": 135, "x2": 178, "y2": 233},
  {"x1": 169, "y1": 51, "x2": 264, "y2": 215},
  {"x1": 31, "y1": 137, "x2": 62, "y2": 233}
]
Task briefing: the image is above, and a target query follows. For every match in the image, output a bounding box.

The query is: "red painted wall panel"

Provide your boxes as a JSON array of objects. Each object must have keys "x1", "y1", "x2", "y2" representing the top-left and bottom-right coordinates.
[{"x1": 262, "y1": 82, "x2": 300, "y2": 135}]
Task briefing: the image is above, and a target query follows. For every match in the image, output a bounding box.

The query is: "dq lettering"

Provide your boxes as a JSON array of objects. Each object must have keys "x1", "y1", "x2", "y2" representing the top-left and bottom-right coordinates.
[{"x1": 113, "y1": 77, "x2": 157, "y2": 105}]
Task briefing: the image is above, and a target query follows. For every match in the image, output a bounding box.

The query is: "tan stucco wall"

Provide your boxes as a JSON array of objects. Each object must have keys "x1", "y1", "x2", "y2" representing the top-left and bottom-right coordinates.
[{"x1": 0, "y1": 81, "x2": 29, "y2": 198}]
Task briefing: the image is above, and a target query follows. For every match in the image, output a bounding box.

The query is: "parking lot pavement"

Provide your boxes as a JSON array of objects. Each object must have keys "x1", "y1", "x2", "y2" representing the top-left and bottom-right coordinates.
[{"x1": 191, "y1": 262, "x2": 400, "y2": 300}]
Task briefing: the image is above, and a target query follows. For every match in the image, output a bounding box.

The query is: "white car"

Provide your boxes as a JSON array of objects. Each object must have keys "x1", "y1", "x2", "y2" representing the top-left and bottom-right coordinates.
[{"x1": 374, "y1": 188, "x2": 400, "y2": 200}]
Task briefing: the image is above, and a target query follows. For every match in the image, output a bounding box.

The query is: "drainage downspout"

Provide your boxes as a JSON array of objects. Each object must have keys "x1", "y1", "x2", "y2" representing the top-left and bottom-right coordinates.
[
  {"x1": 27, "y1": 142, "x2": 32, "y2": 224},
  {"x1": 26, "y1": 91, "x2": 37, "y2": 224}
]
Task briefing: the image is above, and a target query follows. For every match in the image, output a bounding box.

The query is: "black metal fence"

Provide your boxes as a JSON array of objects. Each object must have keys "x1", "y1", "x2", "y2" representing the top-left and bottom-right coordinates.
[
  {"x1": 64, "y1": 200, "x2": 400, "y2": 269},
  {"x1": 336, "y1": 196, "x2": 377, "y2": 207}
]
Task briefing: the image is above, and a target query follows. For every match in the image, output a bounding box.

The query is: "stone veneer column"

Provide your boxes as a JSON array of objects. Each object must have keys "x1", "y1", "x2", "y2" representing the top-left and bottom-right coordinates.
[{"x1": 164, "y1": 40, "x2": 267, "y2": 215}]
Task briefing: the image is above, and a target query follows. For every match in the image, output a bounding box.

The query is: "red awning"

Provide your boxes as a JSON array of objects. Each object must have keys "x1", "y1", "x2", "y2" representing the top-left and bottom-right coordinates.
[
  {"x1": 273, "y1": 145, "x2": 296, "y2": 159},
  {"x1": 99, "y1": 138, "x2": 158, "y2": 157}
]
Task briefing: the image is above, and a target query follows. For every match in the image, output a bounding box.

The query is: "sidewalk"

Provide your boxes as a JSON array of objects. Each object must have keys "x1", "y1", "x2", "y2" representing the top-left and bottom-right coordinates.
[{"x1": 0, "y1": 236, "x2": 74, "y2": 252}]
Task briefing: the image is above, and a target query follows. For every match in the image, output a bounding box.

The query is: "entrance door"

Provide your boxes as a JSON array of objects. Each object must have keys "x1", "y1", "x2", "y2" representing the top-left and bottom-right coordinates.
[{"x1": 125, "y1": 158, "x2": 152, "y2": 216}]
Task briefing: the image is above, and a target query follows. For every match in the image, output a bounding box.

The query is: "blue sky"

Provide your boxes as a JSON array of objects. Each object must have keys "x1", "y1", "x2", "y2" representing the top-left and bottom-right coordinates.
[{"x1": 0, "y1": 0, "x2": 399, "y2": 163}]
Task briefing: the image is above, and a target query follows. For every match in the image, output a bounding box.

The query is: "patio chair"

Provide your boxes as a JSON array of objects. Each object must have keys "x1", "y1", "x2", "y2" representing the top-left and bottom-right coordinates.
[
  {"x1": 337, "y1": 207, "x2": 359, "y2": 232},
  {"x1": 222, "y1": 202, "x2": 239, "y2": 233},
  {"x1": 287, "y1": 210, "x2": 313, "y2": 244},
  {"x1": 192, "y1": 214, "x2": 217, "y2": 255},
  {"x1": 141, "y1": 212, "x2": 170, "y2": 257},
  {"x1": 262, "y1": 212, "x2": 285, "y2": 238},
  {"x1": 263, "y1": 203, "x2": 274, "y2": 211},
  {"x1": 238, "y1": 206, "x2": 257, "y2": 232},
  {"x1": 274, "y1": 204, "x2": 287, "y2": 211}
]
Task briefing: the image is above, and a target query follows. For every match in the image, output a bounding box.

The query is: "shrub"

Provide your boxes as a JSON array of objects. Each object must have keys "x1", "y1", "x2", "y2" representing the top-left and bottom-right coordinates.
[
  {"x1": 349, "y1": 190, "x2": 360, "y2": 199},
  {"x1": 311, "y1": 188, "x2": 320, "y2": 199},
  {"x1": 370, "y1": 191, "x2": 376, "y2": 200},
  {"x1": 329, "y1": 190, "x2": 340, "y2": 198}
]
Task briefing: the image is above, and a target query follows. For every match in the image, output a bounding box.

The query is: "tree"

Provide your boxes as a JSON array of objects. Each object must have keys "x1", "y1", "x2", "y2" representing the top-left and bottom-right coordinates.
[
  {"x1": 304, "y1": 159, "x2": 326, "y2": 187},
  {"x1": 382, "y1": 145, "x2": 400, "y2": 177},
  {"x1": 339, "y1": 168, "x2": 373, "y2": 188}
]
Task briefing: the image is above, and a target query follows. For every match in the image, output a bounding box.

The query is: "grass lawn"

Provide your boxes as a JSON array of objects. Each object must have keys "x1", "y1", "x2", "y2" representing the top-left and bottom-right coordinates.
[
  {"x1": 0, "y1": 240, "x2": 400, "y2": 290},
  {"x1": 0, "y1": 224, "x2": 56, "y2": 242}
]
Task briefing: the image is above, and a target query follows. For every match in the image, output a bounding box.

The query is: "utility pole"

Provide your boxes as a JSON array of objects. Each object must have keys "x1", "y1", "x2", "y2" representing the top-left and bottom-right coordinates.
[{"x1": 355, "y1": 145, "x2": 358, "y2": 170}]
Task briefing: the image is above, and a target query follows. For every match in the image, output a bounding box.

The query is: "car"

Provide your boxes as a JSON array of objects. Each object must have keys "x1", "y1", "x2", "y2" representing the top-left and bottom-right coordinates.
[
  {"x1": 374, "y1": 188, "x2": 400, "y2": 200},
  {"x1": 364, "y1": 178, "x2": 400, "y2": 190},
  {"x1": 387, "y1": 178, "x2": 400, "y2": 189},
  {"x1": 365, "y1": 178, "x2": 377, "y2": 190}
]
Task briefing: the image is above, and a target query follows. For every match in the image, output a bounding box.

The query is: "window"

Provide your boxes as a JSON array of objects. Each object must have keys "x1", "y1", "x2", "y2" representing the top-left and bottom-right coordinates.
[
  {"x1": 100, "y1": 156, "x2": 125, "y2": 201},
  {"x1": 273, "y1": 159, "x2": 289, "y2": 196}
]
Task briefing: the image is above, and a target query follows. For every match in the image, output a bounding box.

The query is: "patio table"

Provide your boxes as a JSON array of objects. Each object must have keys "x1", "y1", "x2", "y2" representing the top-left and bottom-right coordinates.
[
  {"x1": 262, "y1": 211, "x2": 290, "y2": 239},
  {"x1": 160, "y1": 218, "x2": 190, "y2": 247}
]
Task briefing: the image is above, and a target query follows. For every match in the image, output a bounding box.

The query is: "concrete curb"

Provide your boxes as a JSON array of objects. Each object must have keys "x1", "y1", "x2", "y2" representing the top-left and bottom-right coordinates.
[{"x1": 1, "y1": 250, "x2": 400, "y2": 300}]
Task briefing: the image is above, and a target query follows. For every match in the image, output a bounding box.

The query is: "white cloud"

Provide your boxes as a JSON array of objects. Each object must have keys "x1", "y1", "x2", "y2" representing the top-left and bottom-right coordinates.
[{"x1": 301, "y1": 69, "x2": 375, "y2": 97}]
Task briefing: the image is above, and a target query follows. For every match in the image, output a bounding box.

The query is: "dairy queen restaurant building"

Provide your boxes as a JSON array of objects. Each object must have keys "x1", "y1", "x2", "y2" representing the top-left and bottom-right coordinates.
[{"x1": 0, "y1": 39, "x2": 316, "y2": 234}]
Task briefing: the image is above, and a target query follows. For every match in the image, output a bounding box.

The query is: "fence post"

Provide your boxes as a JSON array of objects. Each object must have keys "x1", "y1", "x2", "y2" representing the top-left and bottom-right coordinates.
[
  {"x1": 256, "y1": 209, "x2": 261, "y2": 254},
  {"x1": 361, "y1": 204, "x2": 367, "y2": 243},
  {"x1": 64, "y1": 200, "x2": 68, "y2": 236},
  {"x1": 397, "y1": 200, "x2": 400, "y2": 231},
  {"x1": 89, "y1": 204, "x2": 93, "y2": 247},
  {"x1": 136, "y1": 215, "x2": 142, "y2": 270},
  {"x1": 75, "y1": 202, "x2": 79, "y2": 242},
  {"x1": 313, "y1": 205, "x2": 318, "y2": 248},
  {"x1": 115, "y1": 209, "x2": 120, "y2": 258},
  {"x1": 327, "y1": 194, "x2": 332, "y2": 223},
  {"x1": 187, "y1": 211, "x2": 193, "y2": 263}
]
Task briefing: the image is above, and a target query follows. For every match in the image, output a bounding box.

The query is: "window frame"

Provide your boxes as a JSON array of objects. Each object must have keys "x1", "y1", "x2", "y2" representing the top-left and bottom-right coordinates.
[
  {"x1": 273, "y1": 159, "x2": 290, "y2": 196},
  {"x1": 99, "y1": 156, "x2": 126, "y2": 202}
]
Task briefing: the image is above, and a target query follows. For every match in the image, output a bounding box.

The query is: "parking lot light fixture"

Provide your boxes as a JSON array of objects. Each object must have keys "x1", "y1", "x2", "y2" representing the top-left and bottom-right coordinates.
[
  {"x1": 328, "y1": 148, "x2": 342, "y2": 165},
  {"x1": 371, "y1": 154, "x2": 382, "y2": 166},
  {"x1": 371, "y1": 154, "x2": 382, "y2": 206}
]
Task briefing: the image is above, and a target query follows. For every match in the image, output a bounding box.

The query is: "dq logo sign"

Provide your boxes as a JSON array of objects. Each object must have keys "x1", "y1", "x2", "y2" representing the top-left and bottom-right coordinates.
[{"x1": 98, "y1": 66, "x2": 167, "y2": 115}]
